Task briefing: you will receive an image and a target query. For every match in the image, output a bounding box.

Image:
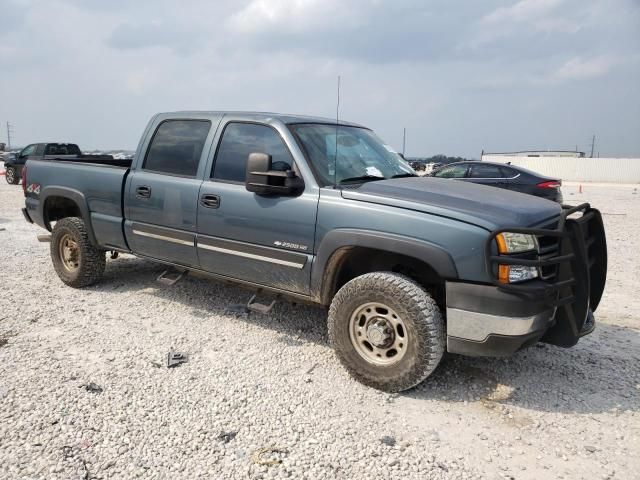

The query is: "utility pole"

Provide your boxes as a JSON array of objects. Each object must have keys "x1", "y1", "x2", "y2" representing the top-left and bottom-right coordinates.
[
  {"x1": 590, "y1": 134, "x2": 595, "y2": 158},
  {"x1": 402, "y1": 127, "x2": 406, "y2": 157},
  {"x1": 6, "y1": 122, "x2": 14, "y2": 150}
]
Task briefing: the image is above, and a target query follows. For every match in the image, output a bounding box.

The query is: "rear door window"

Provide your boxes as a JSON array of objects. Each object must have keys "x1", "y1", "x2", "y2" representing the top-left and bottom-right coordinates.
[
  {"x1": 469, "y1": 164, "x2": 504, "y2": 178},
  {"x1": 500, "y1": 166, "x2": 519, "y2": 178},
  {"x1": 212, "y1": 122, "x2": 293, "y2": 183},
  {"x1": 434, "y1": 164, "x2": 468, "y2": 178},
  {"x1": 143, "y1": 120, "x2": 211, "y2": 177}
]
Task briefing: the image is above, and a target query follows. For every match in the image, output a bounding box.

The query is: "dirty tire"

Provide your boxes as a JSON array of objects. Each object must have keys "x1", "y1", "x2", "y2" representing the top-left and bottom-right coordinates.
[
  {"x1": 5, "y1": 166, "x2": 19, "y2": 185},
  {"x1": 50, "y1": 217, "x2": 105, "y2": 288},
  {"x1": 328, "y1": 272, "x2": 445, "y2": 392}
]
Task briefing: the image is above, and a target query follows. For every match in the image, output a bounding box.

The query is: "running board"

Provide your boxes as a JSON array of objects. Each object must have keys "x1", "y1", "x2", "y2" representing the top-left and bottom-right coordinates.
[
  {"x1": 246, "y1": 294, "x2": 277, "y2": 314},
  {"x1": 157, "y1": 268, "x2": 187, "y2": 286}
]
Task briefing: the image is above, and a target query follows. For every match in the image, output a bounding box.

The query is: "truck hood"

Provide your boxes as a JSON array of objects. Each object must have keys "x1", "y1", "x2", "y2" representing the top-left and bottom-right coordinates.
[{"x1": 340, "y1": 177, "x2": 561, "y2": 230}]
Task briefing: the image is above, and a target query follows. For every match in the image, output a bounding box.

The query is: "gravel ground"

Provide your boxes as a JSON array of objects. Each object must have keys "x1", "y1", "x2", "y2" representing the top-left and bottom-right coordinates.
[{"x1": 0, "y1": 179, "x2": 638, "y2": 479}]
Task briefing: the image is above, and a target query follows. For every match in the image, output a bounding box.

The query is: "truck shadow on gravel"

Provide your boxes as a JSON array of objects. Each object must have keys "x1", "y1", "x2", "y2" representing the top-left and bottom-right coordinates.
[
  {"x1": 97, "y1": 257, "x2": 330, "y2": 344},
  {"x1": 97, "y1": 257, "x2": 639, "y2": 416},
  {"x1": 406, "y1": 327, "x2": 640, "y2": 415}
]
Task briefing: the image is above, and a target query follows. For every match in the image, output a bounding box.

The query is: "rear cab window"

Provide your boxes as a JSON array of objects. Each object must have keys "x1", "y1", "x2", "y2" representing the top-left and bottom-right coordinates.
[
  {"x1": 45, "y1": 144, "x2": 81, "y2": 155},
  {"x1": 143, "y1": 120, "x2": 212, "y2": 177},
  {"x1": 212, "y1": 122, "x2": 294, "y2": 183}
]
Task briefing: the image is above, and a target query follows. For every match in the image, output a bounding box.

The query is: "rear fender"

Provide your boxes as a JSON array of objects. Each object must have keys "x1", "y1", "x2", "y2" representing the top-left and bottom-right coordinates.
[{"x1": 40, "y1": 186, "x2": 98, "y2": 247}]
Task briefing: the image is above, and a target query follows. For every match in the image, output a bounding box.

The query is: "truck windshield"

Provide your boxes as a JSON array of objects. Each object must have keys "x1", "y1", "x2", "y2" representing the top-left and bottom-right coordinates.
[{"x1": 289, "y1": 123, "x2": 415, "y2": 186}]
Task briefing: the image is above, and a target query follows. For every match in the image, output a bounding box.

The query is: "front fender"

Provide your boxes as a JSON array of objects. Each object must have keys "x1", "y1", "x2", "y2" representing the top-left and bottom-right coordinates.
[{"x1": 311, "y1": 228, "x2": 458, "y2": 304}]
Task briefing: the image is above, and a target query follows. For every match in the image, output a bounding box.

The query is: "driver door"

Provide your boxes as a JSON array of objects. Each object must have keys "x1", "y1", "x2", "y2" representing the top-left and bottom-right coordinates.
[{"x1": 196, "y1": 120, "x2": 318, "y2": 295}]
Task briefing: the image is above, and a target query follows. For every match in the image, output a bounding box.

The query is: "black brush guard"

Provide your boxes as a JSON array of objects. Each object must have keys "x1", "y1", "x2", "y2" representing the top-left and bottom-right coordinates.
[{"x1": 485, "y1": 203, "x2": 607, "y2": 347}]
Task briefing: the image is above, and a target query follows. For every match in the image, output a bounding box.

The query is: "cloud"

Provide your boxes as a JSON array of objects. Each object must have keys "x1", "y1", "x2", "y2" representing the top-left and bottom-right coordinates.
[
  {"x1": 228, "y1": 0, "x2": 360, "y2": 33},
  {"x1": 107, "y1": 21, "x2": 204, "y2": 55},
  {"x1": 554, "y1": 55, "x2": 621, "y2": 81},
  {"x1": 482, "y1": 0, "x2": 563, "y2": 24}
]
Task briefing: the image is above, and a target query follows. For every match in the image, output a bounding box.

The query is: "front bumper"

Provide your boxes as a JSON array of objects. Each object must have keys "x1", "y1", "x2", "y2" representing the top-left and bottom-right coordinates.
[
  {"x1": 447, "y1": 203, "x2": 607, "y2": 356},
  {"x1": 445, "y1": 282, "x2": 559, "y2": 356}
]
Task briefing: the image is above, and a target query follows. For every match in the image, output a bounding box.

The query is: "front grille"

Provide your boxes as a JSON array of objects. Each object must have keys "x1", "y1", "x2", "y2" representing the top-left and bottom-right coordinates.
[
  {"x1": 484, "y1": 203, "x2": 606, "y2": 306},
  {"x1": 484, "y1": 203, "x2": 607, "y2": 346},
  {"x1": 536, "y1": 222, "x2": 561, "y2": 281}
]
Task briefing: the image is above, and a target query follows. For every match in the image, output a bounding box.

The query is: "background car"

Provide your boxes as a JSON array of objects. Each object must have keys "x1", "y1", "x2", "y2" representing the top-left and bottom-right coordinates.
[{"x1": 430, "y1": 161, "x2": 563, "y2": 203}]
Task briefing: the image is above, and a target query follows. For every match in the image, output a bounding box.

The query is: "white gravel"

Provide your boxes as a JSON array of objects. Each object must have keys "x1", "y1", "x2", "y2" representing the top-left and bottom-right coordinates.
[{"x1": 0, "y1": 180, "x2": 638, "y2": 479}]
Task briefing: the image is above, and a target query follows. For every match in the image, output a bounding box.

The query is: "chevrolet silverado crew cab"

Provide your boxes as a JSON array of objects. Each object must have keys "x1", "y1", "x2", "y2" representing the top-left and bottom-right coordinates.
[{"x1": 22, "y1": 112, "x2": 607, "y2": 392}]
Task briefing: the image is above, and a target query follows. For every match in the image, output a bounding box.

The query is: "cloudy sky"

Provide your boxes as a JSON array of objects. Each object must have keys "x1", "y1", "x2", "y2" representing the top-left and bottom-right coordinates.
[{"x1": 1, "y1": 0, "x2": 638, "y2": 157}]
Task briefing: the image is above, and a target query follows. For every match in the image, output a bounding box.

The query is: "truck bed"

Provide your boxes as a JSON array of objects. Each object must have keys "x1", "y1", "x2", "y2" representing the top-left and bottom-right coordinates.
[{"x1": 24, "y1": 159, "x2": 130, "y2": 250}]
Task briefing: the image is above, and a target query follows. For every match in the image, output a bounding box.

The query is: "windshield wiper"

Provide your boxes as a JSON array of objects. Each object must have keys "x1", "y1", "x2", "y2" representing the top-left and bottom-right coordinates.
[
  {"x1": 338, "y1": 175, "x2": 386, "y2": 184},
  {"x1": 390, "y1": 173, "x2": 418, "y2": 179}
]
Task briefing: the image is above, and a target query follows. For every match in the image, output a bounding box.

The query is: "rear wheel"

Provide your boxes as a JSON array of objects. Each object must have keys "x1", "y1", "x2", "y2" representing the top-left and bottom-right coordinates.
[
  {"x1": 50, "y1": 217, "x2": 105, "y2": 287},
  {"x1": 328, "y1": 272, "x2": 445, "y2": 392},
  {"x1": 5, "y1": 167, "x2": 19, "y2": 185}
]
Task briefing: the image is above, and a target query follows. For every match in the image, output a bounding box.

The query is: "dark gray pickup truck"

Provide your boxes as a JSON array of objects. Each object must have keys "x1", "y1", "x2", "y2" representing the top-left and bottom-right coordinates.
[
  {"x1": 22, "y1": 111, "x2": 607, "y2": 392},
  {"x1": 4, "y1": 143, "x2": 120, "y2": 185}
]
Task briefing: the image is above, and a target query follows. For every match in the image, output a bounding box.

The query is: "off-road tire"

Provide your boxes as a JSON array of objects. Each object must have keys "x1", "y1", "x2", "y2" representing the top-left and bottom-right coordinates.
[
  {"x1": 5, "y1": 167, "x2": 19, "y2": 185},
  {"x1": 328, "y1": 272, "x2": 445, "y2": 392},
  {"x1": 50, "y1": 217, "x2": 105, "y2": 288}
]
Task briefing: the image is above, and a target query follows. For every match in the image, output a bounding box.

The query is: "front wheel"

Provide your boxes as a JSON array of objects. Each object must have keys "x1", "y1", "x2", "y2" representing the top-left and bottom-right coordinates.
[
  {"x1": 328, "y1": 272, "x2": 445, "y2": 392},
  {"x1": 50, "y1": 217, "x2": 106, "y2": 288},
  {"x1": 5, "y1": 166, "x2": 19, "y2": 185}
]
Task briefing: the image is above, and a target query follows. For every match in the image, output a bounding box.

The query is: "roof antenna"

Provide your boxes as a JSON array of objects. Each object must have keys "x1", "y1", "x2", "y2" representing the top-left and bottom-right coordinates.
[{"x1": 334, "y1": 75, "x2": 341, "y2": 188}]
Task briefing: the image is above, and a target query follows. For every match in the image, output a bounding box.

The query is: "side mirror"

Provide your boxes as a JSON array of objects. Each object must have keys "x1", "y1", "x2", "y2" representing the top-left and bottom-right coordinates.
[{"x1": 245, "y1": 153, "x2": 303, "y2": 196}]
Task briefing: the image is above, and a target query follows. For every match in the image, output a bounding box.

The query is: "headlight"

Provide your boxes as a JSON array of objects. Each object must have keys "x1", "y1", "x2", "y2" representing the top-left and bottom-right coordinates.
[
  {"x1": 496, "y1": 232, "x2": 537, "y2": 253},
  {"x1": 496, "y1": 232, "x2": 539, "y2": 283},
  {"x1": 498, "y1": 264, "x2": 538, "y2": 283}
]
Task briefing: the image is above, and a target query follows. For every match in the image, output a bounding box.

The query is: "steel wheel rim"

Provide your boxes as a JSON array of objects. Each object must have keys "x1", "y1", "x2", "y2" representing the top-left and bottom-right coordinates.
[
  {"x1": 59, "y1": 233, "x2": 80, "y2": 272},
  {"x1": 349, "y1": 302, "x2": 408, "y2": 366}
]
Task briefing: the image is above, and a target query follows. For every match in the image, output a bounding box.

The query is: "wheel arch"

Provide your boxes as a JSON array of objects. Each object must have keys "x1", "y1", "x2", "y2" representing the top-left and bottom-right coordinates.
[
  {"x1": 313, "y1": 229, "x2": 458, "y2": 306},
  {"x1": 40, "y1": 187, "x2": 98, "y2": 246}
]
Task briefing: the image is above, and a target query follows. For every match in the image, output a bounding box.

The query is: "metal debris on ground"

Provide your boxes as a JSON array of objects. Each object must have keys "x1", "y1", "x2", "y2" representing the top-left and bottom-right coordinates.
[
  {"x1": 250, "y1": 446, "x2": 288, "y2": 466},
  {"x1": 81, "y1": 382, "x2": 103, "y2": 394},
  {"x1": 305, "y1": 363, "x2": 319, "y2": 375},
  {"x1": 217, "y1": 431, "x2": 238, "y2": 443},
  {"x1": 166, "y1": 350, "x2": 188, "y2": 368},
  {"x1": 381, "y1": 435, "x2": 396, "y2": 447}
]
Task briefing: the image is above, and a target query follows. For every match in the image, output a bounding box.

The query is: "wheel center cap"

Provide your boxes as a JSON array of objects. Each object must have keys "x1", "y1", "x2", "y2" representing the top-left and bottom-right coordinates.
[{"x1": 367, "y1": 320, "x2": 393, "y2": 347}]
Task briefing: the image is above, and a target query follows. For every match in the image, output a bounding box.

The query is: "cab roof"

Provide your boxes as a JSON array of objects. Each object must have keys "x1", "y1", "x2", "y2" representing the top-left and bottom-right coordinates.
[{"x1": 161, "y1": 111, "x2": 365, "y2": 128}]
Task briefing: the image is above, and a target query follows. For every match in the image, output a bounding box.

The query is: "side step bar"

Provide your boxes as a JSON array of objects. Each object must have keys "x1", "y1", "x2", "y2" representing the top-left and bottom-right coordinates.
[
  {"x1": 246, "y1": 294, "x2": 277, "y2": 314},
  {"x1": 157, "y1": 268, "x2": 187, "y2": 286}
]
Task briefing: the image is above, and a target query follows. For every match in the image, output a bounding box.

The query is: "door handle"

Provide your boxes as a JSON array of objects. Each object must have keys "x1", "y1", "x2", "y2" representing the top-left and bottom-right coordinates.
[
  {"x1": 136, "y1": 185, "x2": 151, "y2": 198},
  {"x1": 201, "y1": 194, "x2": 220, "y2": 209}
]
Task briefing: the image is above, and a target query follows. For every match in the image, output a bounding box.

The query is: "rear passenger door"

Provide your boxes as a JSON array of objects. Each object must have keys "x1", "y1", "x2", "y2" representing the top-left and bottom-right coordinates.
[
  {"x1": 467, "y1": 163, "x2": 508, "y2": 189},
  {"x1": 196, "y1": 120, "x2": 317, "y2": 294},
  {"x1": 124, "y1": 118, "x2": 216, "y2": 267}
]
